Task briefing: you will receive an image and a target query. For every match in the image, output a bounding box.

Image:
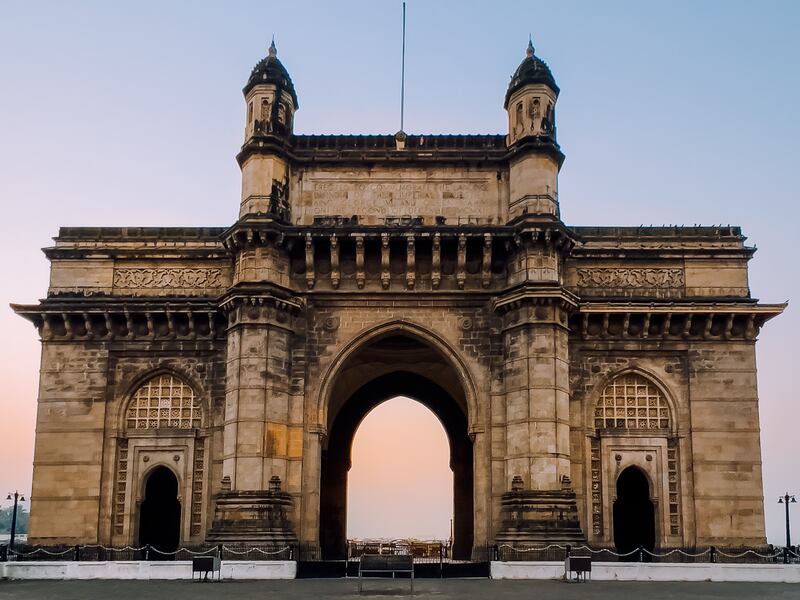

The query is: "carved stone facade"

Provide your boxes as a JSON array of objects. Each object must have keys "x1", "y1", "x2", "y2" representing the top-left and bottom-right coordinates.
[{"x1": 13, "y1": 41, "x2": 784, "y2": 558}]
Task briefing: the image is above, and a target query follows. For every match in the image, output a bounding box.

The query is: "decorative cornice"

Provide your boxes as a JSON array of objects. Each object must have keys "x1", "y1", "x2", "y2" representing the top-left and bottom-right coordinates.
[
  {"x1": 218, "y1": 290, "x2": 305, "y2": 316},
  {"x1": 570, "y1": 302, "x2": 786, "y2": 341},
  {"x1": 237, "y1": 133, "x2": 566, "y2": 168},
  {"x1": 493, "y1": 284, "x2": 580, "y2": 314},
  {"x1": 11, "y1": 299, "x2": 225, "y2": 342}
]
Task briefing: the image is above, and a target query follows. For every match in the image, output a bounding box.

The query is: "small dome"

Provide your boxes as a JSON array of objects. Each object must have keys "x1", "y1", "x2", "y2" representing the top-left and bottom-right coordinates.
[
  {"x1": 504, "y1": 39, "x2": 559, "y2": 108},
  {"x1": 243, "y1": 41, "x2": 299, "y2": 107}
]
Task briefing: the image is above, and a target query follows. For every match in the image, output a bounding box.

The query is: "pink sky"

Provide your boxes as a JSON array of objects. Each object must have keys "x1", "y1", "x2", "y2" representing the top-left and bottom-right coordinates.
[{"x1": 348, "y1": 398, "x2": 453, "y2": 540}]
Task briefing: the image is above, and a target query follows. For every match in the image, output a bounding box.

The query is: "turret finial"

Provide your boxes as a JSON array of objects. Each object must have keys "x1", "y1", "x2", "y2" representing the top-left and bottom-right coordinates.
[
  {"x1": 527, "y1": 35, "x2": 535, "y2": 57},
  {"x1": 269, "y1": 37, "x2": 277, "y2": 57}
]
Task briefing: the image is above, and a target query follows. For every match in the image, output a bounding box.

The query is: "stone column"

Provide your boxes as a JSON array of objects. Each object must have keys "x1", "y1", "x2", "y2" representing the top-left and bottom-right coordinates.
[
  {"x1": 495, "y1": 297, "x2": 583, "y2": 543},
  {"x1": 493, "y1": 227, "x2": 583, "y2": 544},
  {"x1": 207, "y1": 294, "x2": 300, "y2": 544}
]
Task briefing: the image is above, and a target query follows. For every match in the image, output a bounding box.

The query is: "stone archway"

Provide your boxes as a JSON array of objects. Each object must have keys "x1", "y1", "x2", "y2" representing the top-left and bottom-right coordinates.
[
  {"x1": 138, "y1": 466, "x2": 181, "y2": 556},
  {"x1": 319, "y1": 333, "x2": 474, "y2": 560},
  {"x1": 613, "y1": 466, "x2": 656, "y2": 555}
]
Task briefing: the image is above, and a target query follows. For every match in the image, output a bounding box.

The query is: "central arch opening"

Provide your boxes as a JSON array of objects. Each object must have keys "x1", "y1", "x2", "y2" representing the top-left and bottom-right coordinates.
[
  {"x1": 347, "y1": 396, "x2": 453, "y2": 540},
  {"x1": 138, "y1": 466, "x2": 181, "y2": 557},
  {"x1": 320, "y1": 332, "x2": 474, "y2": 560}
]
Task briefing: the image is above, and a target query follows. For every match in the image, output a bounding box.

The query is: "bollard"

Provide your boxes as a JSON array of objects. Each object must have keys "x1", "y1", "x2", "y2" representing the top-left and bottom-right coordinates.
[
  {"x1": 74, "y1": 544, "x2": 81, "y2": 562},
  {"x1": 638, "y1": 546, "x2": 644, "y2": 563},
  {"x1": 492, "y1": 544, "x2": 499, "y2": 561},
  {"x1": 709, "y1": 546, "x2": 716, "y2": 563},
  {"x1": 218, "y1": 543, "x2": 223, "y2": 559},
  {"x1": 784, "y1": 547, "x2": 789, "y2": 565},
  {"x1": 145, "y1": 544, "x2": 151, "y2": 561},
  {"x1": 565, "y1": 544, "x2": 572, "y2": 560}
]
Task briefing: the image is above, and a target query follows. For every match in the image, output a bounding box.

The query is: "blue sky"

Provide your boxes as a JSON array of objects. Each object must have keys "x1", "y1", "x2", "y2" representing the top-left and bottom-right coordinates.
[{"x1": 0, "y1": 0, "x2": 798, "y2": 543}]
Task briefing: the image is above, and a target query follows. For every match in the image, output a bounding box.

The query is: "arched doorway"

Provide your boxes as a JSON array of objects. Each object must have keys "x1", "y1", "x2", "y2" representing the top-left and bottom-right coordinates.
[
  {"x1": 613, "y1": 467, "x2": 655, "y2": 556},
  {"x1": 138, "y1": 466, "x2": 181, "y2": 556},
  {"x1": 319, "y1": 333, "x2": 474, "y2": 560}
]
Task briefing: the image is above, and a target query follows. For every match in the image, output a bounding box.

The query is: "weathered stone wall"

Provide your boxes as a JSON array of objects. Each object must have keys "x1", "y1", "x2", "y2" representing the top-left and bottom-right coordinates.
[
  {"x1": 687, "y1": 341, "x2": 766, "y2": 546},
  {"x1": 29, "y1": 343, "x2": 109, "y2": 543}
]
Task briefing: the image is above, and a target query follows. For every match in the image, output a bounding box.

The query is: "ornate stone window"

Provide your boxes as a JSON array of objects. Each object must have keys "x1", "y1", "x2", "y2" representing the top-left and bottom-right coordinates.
[
  {"x1": 594, "y1": 373, "x2": 670, "y2": 431},
  {"x1": 126, "y1": 374, "x2": 201, "y2": 430}
]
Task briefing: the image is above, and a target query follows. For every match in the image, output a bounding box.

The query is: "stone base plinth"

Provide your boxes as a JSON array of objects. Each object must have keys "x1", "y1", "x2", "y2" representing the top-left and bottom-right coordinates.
[
  {"x1": 206, "y1": 490, "x2": 296, "y2": 544},
  {"x1": 495, "y1": 488, "x2": 585, "y2": 544}
]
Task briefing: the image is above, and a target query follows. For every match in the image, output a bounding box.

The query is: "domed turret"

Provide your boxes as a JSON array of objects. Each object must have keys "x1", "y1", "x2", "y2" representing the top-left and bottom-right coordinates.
[
  {"x1": 238, "y1": 41, "x2": 297, "y2": 221},
  {"x1": 504, "y1": 38, "x2": 563, "y2": 221},
  {"x1": 505, "y1": 39, "x2": 559, "y2": 107},
  {"x1": 243, "y1": 40, "x2": 298, "y2": 140},
  {"x1": 505, "y1": 38, "x2": 559, "y2": 146}
]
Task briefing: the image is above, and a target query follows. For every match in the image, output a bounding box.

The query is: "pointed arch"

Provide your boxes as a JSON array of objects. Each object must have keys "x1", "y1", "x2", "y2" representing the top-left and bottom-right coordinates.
[
  {"x1": 138, "y1": 462, "x2": 182, "y2": 499},
  {"x1": 316, "y1": 319, "x2": 480, "y2": 433}
]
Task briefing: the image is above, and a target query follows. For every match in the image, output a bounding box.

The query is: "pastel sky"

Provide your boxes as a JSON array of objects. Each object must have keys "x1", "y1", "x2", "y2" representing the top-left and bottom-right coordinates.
[{"x1": 0, "y1": 1, "x2": 798, "y2": 543}]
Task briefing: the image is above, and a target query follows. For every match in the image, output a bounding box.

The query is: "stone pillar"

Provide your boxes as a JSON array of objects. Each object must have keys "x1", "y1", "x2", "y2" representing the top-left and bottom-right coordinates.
[
  {"x1": 207, "y1": 294, "x2": 300, "y2": 543},
  {"x1": 494, "y1": 224, "x2": 583, "y2": 544},
  {"x1": 494, "y1": 296, "x2": 583, "y2": 543}
]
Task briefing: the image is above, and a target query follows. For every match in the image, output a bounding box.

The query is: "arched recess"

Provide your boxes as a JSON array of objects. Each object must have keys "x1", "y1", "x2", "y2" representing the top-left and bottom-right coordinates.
[
  {"x1": 586, "y1": 369, "x2": 682, "y2": 547},
  {"x1": 112, "y1": 371, "x2": 208, "y2": 546},
  {"x1": 319, "y1": 330, "x2": 475, "y2": 561},
  {"x1": 138, "y1": 465, "x2": 181, "y2": 556}
]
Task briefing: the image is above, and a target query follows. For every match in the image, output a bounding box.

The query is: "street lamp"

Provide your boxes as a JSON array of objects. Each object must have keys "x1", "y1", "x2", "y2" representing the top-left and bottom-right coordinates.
[
  {"x1": 5, "y1": 491, "x2": 25, "y2": 549},
  {"x1": 778, "y1": 492, "x2": 797, "y2": 548}
]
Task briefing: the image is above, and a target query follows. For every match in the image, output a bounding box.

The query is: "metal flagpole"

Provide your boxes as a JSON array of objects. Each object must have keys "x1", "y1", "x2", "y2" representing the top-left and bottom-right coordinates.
[{"x1": 400, "y1": 1, "x2": 406, "y2": 133}]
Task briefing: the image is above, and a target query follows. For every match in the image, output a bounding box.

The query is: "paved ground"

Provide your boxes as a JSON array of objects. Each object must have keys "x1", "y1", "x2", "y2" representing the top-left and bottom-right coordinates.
[{"x1": 0, "y1": 579, "x2": 798, "y2": 599}]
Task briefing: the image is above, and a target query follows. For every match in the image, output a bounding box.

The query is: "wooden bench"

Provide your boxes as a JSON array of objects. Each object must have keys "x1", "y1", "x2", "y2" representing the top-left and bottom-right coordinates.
[
  {"x1": 192, "y1": 555, "x2": 221, "y2": 582},
  {"x1": 564, "y1": 555, "x2": 591, "y2": 582},
  {"x1": 358, "y1": 553, "x2": 414, "y2": 592}
]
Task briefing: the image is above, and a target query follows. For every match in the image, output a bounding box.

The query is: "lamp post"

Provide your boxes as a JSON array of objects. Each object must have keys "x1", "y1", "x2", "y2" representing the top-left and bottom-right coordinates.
[
  {"x1": 5, "y1": 491, "x2": 25, "y2": 549},
  {"x1": 778, "y1": 492, "x2": 796, "y2": 548}
]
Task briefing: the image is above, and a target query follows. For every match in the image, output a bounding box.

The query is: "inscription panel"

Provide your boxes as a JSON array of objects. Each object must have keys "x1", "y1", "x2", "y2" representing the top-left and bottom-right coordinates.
[{"x1": 295, "y1": 168, "x2": 502, "y2": 224}]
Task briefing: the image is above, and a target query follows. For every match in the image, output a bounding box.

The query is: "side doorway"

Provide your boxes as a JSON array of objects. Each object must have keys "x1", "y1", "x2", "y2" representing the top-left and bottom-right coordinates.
[
  {"x1": 138, "y1": 466, "x2": 181, "y2": 558},
  {"x1": 613, "y1": 466, "x2": 656, "y2": 557}
]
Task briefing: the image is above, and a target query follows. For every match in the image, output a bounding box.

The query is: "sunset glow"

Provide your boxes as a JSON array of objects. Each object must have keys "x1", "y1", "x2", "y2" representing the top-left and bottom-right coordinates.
[{"x1": 347, "y1": 397, "x2": 453, "y2": 541}]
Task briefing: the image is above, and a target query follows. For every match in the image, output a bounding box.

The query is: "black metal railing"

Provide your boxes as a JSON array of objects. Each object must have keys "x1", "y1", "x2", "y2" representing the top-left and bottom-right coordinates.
[
  {"x1": 0, "y1": 542, "x2": 293, "y2": 562},
  {"x1": 491, "y1": 543, "x2": 800, "y2": 565},
  {"x1": 2, "y1": 541, "x2": 797, "y2": 566}
]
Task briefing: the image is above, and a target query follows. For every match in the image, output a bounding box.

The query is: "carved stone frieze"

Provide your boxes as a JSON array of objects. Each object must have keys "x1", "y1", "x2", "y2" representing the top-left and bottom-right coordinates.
[
  {"x1": 576, "y1": 268, "x2": 684, "y2": 290},
  {"x1": 114, "y1": 268, "x2": 224, "y2": 290}
]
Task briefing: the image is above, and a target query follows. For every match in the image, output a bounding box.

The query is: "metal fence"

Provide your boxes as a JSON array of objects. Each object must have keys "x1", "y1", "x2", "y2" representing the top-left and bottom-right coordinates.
[
  {"x1": 0, "y1": 543, "x2": 293, "y2": 562},
  {"x1": 2, "y1": 541, "x2": 798, "y2": 566},
  {"x1": 492, "y1": 543, "x2": 800, "y2": 565}
]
